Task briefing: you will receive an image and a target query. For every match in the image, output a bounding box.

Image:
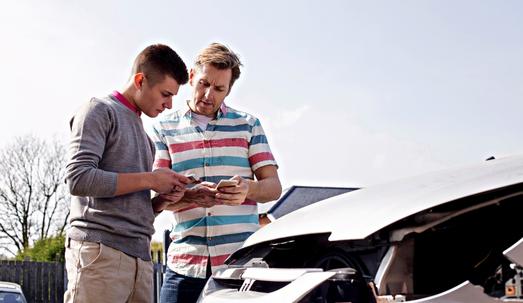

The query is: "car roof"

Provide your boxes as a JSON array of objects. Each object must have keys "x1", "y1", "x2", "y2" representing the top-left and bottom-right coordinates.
[
  {"x1": 243, "y1": 155, "x2": 523, "y2": 248},
  {"x1": 0, "y1": 281, "x2": 23, "y2": 292}
]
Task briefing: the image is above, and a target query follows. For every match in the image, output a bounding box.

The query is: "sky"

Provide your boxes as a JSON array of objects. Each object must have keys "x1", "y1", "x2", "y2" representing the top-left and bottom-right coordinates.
[{"x1": 1, "y1": 0, "x2": 522, "y2": 241}]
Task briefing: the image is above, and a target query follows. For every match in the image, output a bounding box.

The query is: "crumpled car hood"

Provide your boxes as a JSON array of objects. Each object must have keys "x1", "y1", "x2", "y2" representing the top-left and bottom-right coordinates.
[{"x1": 244, "y1": 155, "x2": 523, "y2": 248}]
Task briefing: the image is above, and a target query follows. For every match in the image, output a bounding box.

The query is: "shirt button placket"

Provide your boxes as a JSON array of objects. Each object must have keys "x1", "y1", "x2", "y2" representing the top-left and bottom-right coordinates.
[
  {"x1": 204, "y1": 136, "x2": 213, "y2": 253},
  {"x1": 202, "y1": 138, "x2": 208, "y2": 173},
  {"x1": 207, "y1": 212, "x2": 212, "y2": 245}
]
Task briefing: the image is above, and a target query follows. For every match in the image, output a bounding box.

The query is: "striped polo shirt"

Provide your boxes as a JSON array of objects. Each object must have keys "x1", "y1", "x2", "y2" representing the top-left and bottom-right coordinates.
[{"x1": 150, "y1": 103, "x2": 277, "y2": 278}]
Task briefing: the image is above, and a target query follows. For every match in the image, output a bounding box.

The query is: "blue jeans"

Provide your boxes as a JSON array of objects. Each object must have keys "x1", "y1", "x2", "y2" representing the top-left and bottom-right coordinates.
[{"x1": 160, "y1": 268, "x2": 208, "y2": 303}]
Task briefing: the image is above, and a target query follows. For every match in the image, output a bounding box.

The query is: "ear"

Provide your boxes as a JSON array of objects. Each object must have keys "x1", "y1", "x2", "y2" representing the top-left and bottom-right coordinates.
[
  {"x1": 189, "y1": 68, "x2": 195, "y2": 86},
  {"x1": 133, "y1": 73, "x2": 145, "y2": 90}
]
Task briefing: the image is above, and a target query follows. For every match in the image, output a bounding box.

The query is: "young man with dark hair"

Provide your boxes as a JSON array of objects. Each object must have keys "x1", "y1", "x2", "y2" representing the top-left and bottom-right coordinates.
[
  {"x1": 151, "y1": 43, "x2": 282, "y2": 303},
  {"x1": 64, "y1": 44, "x2": 191, "y2": 303}
]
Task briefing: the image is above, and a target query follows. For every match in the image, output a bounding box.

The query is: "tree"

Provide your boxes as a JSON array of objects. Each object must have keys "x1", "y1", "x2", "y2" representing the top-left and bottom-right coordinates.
[{"x1": 0, "y1": 135, "x2": 70, "y2": 256}]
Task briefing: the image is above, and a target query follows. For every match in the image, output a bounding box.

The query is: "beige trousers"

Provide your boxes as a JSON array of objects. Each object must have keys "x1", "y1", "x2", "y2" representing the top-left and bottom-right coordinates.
[{"x1": 64, "y1": 239, "x2": 153, "y2": 303}]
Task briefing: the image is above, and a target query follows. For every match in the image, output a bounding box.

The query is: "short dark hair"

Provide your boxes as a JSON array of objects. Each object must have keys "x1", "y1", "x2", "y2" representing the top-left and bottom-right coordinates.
[
  {"x1": 132, "y1": 44, "x2": 188, "y2": 86},
  {"x1": 195, "y1": 43, "x2": 242, "y2": 92}
]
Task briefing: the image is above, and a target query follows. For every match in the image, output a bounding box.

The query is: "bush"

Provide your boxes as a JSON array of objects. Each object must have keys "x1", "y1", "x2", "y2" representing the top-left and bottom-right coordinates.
[
  {"x1": 17, "y1": 236, "x2": 164, "y2": 263},
  {"x1": 151, "y1": 241, "x2": 164, "y2": 263},
  {"x1": 16, "y1": 234, "x2": 65, "y2": 262}
]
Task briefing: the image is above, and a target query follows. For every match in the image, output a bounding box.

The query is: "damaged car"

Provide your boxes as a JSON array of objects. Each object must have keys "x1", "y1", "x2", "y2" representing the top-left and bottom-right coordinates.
[{"x1": 198, "y1": 155, "x2": 523, "y2": 302}]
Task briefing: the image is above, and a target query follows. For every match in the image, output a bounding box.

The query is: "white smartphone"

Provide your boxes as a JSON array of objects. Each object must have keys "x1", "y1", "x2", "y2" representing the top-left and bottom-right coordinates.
[{"x1": 216, "y1": 179, "x2": 239, "y2": 188}]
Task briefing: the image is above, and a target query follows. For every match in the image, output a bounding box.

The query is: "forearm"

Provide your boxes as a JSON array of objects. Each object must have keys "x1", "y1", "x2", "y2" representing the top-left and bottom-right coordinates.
[
  {"x1": 163, "y1": 201, "x2": 195, "y2": 211},
  {"x1": 246, "y1": 176, "x2": 282, "y2": 202},
  {"x1": 114, "y1": 172, "x2": 154, "y2": 196},
  {"x1": 152, "y1": 196, "x2": 195, "y2": 212},
  {"x1": 152, "y1": 189, "x2": 193, "y2": 213}
]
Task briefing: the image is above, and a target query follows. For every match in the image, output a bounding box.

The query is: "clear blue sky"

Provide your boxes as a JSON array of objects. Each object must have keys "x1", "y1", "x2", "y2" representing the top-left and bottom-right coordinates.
[{"x1": 1, "y1": 1, "x2": 522, "y2": 238}]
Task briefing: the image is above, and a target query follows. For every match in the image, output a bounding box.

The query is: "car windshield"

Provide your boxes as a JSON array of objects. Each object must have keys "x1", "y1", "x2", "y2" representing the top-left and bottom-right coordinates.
[{"x1": 0, "y1": 291, "x2": 24, "y2": 303}]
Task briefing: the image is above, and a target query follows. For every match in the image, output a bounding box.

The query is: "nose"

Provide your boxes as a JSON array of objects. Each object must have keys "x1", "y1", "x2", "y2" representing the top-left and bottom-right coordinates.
[
  {"x1": 204, "y1": 87, "x2": 213, "y2": 100},
  {"x1": 164, "y1": 97, "x2": 172, "y2": 109}
]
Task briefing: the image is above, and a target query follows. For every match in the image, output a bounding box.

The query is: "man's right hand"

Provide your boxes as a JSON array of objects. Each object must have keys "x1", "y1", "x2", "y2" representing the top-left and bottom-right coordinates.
[{"x1": 151, "y1": 168, "x2": 191, "y2": 194}]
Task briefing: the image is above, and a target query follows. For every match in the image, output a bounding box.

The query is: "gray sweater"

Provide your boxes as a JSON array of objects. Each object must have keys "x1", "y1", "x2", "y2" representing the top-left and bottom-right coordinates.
[{"x1": 65, "y1": 95, "x2": 156, "y2": 261}]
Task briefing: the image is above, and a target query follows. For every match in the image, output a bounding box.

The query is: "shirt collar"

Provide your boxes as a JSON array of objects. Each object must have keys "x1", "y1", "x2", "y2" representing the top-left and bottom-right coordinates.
[
  {"x1": 183, "y1": 101, "x2": 228, "y2": 120},
  {"x1": 112, "y1": 91, "x2": 141, "y2": 116}
]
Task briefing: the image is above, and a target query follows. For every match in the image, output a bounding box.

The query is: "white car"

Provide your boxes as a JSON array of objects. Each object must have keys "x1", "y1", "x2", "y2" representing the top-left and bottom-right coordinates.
[
  {"x1": 0, "y1": 282, "x2": 27, "y2": 303},
  {"x1": 198, "y1": 155, "x2": 523, "y2": 302}
]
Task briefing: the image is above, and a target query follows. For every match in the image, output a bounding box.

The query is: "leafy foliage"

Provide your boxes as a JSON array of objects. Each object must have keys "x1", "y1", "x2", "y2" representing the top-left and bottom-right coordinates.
[
  {"x1": 151, "y1": 241, "x2": 164, "y2": 263},
  {"x1": 16, "y1": 234, "x2": 65, "y2": 262}
]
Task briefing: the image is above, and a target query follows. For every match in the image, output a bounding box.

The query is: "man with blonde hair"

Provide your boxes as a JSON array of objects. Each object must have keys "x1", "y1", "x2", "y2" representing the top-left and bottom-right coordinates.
[{"x1": 151, "y1": 43, "x2": 282, "y2": 302}]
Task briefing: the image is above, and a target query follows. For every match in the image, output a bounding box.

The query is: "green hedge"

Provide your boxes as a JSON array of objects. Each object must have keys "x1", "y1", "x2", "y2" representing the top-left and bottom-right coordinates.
[{"x1": 16, "y1": 235, "x2": 65, "y2": 262}]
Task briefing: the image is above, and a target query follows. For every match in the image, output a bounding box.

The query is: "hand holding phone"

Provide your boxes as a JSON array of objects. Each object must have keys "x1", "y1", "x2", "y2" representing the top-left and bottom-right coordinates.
[{"x1": 214, "y1": 176, "x2": 248, "y2": 206}]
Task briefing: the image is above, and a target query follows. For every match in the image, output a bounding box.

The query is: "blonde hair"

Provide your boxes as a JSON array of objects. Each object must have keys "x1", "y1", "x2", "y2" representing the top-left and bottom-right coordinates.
[{"x1": 195, "y1": 43, "x2": 242, "y2": 91}]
